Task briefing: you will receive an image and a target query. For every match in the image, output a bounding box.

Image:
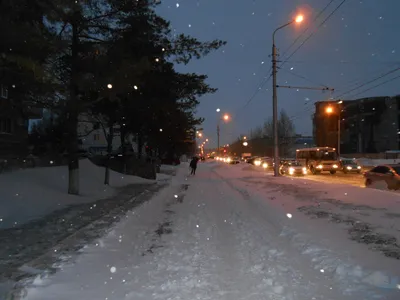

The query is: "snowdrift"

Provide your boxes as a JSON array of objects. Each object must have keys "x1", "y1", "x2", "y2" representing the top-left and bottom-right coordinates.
[{"x1": 0, "y1": 159, "x2": 157, "y2": 229}]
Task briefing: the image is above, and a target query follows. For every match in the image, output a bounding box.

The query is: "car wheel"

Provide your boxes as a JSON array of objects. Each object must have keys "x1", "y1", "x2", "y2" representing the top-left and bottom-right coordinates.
[
  {"x1": 330, "y1": 170, "x2": 336, "y2": 175},
  {"x1": 365, "y1": 178, "x2": 372, "y2": 187}
]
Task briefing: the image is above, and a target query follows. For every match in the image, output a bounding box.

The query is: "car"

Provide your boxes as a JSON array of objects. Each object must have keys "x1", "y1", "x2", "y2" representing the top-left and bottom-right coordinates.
[
  {"x1": 364, "y1": 164, "x2": 400, "y2": 190},
  {"x1": 341, "y1": 159, "x2": 362, "y2": 174},
  {"x1": 280, "y1": 161, "x2": 307, "y2": 176},
  {"x1": 247, "y1": 156, "x2": 260, "y2": 165},
  {"x1": 227, "y1": 157, "x2": 240, "y2": 164}
]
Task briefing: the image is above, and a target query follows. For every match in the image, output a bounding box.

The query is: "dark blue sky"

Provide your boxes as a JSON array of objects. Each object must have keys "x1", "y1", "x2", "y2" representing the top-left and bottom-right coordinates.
[{"x1": 157, "y1": 0, "x2": 400, "y2": 147}]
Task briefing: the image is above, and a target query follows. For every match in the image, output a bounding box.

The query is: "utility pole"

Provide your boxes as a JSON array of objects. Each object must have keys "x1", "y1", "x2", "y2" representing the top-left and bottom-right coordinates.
[
  {"x1": 217, "y1": 123, "x2": 220, "y2": 156},
  {"x1": 272, "y1": 41, "x2": 279, "y2": 176}
]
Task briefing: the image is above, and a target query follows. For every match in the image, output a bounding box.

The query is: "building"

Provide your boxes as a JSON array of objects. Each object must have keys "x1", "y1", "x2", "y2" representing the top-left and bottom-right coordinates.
[
  {"x1": 313, "y1": 96, "x2": 400, "y2": 154},
  {"x1": 77, "y1": 114, "x2": 137, "y2": 155},
  {"x1": 0, "y1": 83, "x2": 42, "y2": 158}
]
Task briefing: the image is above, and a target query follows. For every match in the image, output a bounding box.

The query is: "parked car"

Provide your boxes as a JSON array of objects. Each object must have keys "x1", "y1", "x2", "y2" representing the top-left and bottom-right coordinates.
[
  {"x1": 341, "y1": 159, "x2": 362, "y2": 174},
  {"x1": 280, "y1": 161, "x2": 307, "y2": 176},
  {"x1": 364, "y1": 164, "x2": 400, "y2": 190}
]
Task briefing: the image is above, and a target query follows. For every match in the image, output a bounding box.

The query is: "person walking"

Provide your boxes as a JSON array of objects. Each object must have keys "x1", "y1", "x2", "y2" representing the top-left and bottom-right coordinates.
[{"x1": 189, "y1": 156, "x2": 199, "y2": 175}]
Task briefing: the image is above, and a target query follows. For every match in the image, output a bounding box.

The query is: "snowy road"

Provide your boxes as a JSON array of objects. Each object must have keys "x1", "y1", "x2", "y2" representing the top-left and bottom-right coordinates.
[
  {"x1": 15, "y1": 162, "x2": 400, "y2": 299},
  {"x1": 243, "y1": 164, "x2": 365, "y2": 187}
]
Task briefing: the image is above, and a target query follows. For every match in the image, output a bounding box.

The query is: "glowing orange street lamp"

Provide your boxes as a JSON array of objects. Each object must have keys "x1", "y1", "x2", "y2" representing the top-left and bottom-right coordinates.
[
  {"x1": 326, "y1": 106, "x2": 333, "y2": 114},
  {"x1": 217, "y1": 112, "x2": 231, "y2": 155},
  {"x1": 295, "y1": 15, "x2": 304, "y2": 23}
]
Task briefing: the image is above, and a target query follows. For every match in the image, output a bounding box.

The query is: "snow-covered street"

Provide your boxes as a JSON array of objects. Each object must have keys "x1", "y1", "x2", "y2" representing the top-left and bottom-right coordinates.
[{"x1": 12, "y1": 162, "x2": 400, "y2": 299}]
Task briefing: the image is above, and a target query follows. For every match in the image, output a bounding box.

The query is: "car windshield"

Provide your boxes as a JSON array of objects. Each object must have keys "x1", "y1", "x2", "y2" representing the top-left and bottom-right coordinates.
[{"x1": 342, "y1": 160, "x2": 356, "y2": 165}]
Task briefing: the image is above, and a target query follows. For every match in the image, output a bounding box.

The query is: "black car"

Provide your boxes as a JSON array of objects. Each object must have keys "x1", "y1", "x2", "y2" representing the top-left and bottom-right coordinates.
[{"x1": 341, "y1": 159, "x2": 362, "y2": 174}]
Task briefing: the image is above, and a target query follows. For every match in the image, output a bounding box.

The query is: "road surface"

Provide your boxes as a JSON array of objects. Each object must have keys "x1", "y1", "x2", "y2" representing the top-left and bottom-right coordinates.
[
  {"x1": 245, "y1": 164, "x2": 366, "y2": 187},
  {"x1": 17, "y1": 162, "x2": 399, "y2": 300}
]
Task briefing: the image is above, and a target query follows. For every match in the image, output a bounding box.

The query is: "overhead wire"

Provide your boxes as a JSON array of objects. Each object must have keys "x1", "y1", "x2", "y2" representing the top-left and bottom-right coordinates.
[
  {"x1": 232, "y1": 0, "x2": 338, "y2": 118},
  {"x1": 288, "y1": 71, "x2": 400, "y2": 122}
]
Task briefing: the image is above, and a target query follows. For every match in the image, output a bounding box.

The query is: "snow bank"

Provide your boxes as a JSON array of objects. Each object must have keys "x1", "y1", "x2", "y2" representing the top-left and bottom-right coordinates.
[
  {"x1": 0, "y1": 159, "x2": 158, "y2": 229},
  {"x1": 356, "y1": 158, "x2": 400, "y2": 167},
  {"x1": 214, "y1": 164, "x2": 400, "y2": 295}
]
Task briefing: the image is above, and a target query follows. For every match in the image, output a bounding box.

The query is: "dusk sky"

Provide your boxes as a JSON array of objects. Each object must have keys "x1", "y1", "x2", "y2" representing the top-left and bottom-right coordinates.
[{"x1": 157, "y1": 0, "x2": 400, "y2": 147}]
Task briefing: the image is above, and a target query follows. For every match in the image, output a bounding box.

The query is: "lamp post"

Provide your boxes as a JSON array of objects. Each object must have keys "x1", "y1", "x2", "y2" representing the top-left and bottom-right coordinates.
[
  {"x1": 217, "y1": 111, "x2": 229, "y2": 155},
  {"x1": 272, "y1": 14, "x2": 303, "y2": 176},
  {"x1": 326, "y1": 100, "x2": 343, "y2": 158}
]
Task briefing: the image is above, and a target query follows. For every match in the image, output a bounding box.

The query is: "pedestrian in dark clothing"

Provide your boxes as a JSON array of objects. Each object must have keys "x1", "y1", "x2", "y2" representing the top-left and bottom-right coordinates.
[{"x1": 190, "y1": 157, "x2": 198, "y2": 175}]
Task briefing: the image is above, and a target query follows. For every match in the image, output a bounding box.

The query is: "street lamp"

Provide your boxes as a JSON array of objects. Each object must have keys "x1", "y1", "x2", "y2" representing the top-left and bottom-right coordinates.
[
  {"x1": 107, "y1": 84, "x2": 112, "y2": 89},
  {"x1": 216, "y1": 111, "x2": 230, "y2": 156},
  {"x1": 243, "y1": 141, "x2": 248, "y2": 147},
  {"x1": 326, "y1": 101, "x2": 342, "y2": 158},
  {"x1": 272, "y1": 14, "x2": 304, "y2": 176}
]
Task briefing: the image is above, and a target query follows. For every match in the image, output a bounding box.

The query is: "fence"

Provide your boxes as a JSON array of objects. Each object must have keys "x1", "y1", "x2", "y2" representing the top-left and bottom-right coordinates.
[{"x1": 0, "y1": 155, "x2": 69, "y2": 174}]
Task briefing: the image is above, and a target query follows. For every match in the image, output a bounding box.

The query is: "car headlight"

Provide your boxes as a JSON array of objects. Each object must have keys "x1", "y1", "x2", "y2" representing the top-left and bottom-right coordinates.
[
  {"x1": 346, "y1": 166, "x2": 352, "y2": 170},
  {"x1": 255, "y1": 160, "x2": 261, "y2": 166},
  {"x1": 317, "y1": 164, "x2": 323, "y2": 169},
  {"x1": 302, "y1": 167, "x2": 307, "y2": 173},
  {"x1": 333, "y1": 164, "x2": 338, "y2": 168},
  {"x1": 357, "y1": 166, "x2": 361, "y2": 169},
  {"x1": 262, "y1": 163, "x2": 268, "y2": 168},
  {"x1": 289, "y1": 167, "x2": 294, "y2": 174}
]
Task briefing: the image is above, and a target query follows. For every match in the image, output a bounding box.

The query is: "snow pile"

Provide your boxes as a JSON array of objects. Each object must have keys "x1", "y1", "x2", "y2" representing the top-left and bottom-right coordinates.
[
  {"x1": 0, "y1": 159, "x2": 158, "y2": 229},
  {"x1": 356, "y1": 158, "x2": 400, "y2": 167}
]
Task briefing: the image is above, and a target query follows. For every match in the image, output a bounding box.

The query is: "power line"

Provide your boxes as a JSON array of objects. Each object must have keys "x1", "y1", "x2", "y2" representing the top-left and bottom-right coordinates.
[
  {"x1": 232, "y1": 0, "x2": 347, "y2": 128},
  {"x1": 346, "y1": 74, "x2": 400, "y2": 99},
  {"x1": 280, "y1": 0, "x2": 336, "y2": 60},
  {"x1": 334, "y1": 66, "x2": 400, "y2": 98},
  {"x1": 233, "y1": 2, "x2": 337, "y2": 118},
  {"x1": 288, "y1": 72, "x2": 400, "y2": 122},
  {"x1": 280, "y1": 0, "x2": 348, "y2": 69},
  {"x1": 280, "y1": 68, "x2": 329, "y2": 88}
]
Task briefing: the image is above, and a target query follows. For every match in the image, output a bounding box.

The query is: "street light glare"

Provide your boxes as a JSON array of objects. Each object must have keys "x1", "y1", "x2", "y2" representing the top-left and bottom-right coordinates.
[
  {"x1": 295, "y1": 15, "x2": 304, "y2": 23},
  {"x1": 326, "y1": 106, "x2": 333, "y2": 114},
  {"x1": 107, "y1": 84, "x2": 112, "y2": 89},
  {"x1": 216, "y1": 108, "x2": 221, "y2": 112},
  {"x1": 223, "y1": 114, "x2": 229, "y2": 120}
]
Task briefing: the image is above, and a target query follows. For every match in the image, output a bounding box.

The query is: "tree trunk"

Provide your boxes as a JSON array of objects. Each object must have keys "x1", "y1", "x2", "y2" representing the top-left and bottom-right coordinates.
[
  {"x1": 120, "y1": 124, "x2": 127, "y2": 174},
  {"x1": 67, "y1": 23, "x2": 80, "y2": 195},
  {"x1": 137, "y1": 132, "x2": 143, "y2": 159},
  {"x1": 104, "y1": 122, "x2": 114, "y2": 185}
]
